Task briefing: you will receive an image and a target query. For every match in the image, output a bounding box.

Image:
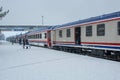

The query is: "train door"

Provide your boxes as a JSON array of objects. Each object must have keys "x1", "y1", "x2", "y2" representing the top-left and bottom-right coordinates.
[
  {"x1": 47, "y1": 31, "x2": 51, "y2": 47},
  {"x1": 75, "y1": 27, "x2": 81, "y2": 44}
]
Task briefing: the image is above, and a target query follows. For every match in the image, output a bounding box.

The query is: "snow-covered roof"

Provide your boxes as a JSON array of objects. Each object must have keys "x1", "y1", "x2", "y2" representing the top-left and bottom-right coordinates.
[
  {"x1": 54, "y1": 11, "x2": 120, "y2": 29},
  {"x1": 24, "y1": 11, "x2": 120, "y2": 34},
  {"x1": 27, "y1": 26, "x2": 53, "y2": 35}
]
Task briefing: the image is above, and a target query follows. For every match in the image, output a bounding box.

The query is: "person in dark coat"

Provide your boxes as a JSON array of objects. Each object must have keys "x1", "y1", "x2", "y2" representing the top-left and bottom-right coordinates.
[
  {"x1": 22, "y1": 38, "x2": 26, "y2": 49},
  {"x1": 25, "y1": 38, "x2": 29, "y2": 49},
  {"x1": 19, "y1": 38, "x2": 22, "y2": 45},
  {"x1": 11, "y1": 39, "x2": 14, "y2": 45}
]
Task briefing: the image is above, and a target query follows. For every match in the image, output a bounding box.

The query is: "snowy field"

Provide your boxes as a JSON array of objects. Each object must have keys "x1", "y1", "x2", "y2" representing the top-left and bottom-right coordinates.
[{"x1": 0, "y1": 41, "x2": 120, "y2": 80}]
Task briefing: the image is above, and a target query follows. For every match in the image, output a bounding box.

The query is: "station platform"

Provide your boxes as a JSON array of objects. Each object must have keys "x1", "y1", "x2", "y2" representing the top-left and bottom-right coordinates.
[{"x1": 0, "y1": 41, "x2": 120, "y2": 80}]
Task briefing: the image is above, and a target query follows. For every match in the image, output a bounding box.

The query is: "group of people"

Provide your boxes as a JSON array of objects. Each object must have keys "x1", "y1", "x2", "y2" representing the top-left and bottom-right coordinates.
[{"x1": 18, "y1": 37, "x2": 30, "y2": 49}]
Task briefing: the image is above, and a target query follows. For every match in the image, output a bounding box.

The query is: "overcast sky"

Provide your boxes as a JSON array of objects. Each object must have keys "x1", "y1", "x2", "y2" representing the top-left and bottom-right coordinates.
[{"x1": 0, "y1": 0, "x2": 120, "y2": 25}]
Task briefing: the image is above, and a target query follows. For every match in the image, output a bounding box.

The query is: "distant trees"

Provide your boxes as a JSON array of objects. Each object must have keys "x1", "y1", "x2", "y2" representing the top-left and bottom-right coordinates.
[
  {"x1": 0, "y1": 6, "x2": 9, "y2": 40},
  {"x1": 0, "y1": 7, "x2": 9, "y2": 20}
]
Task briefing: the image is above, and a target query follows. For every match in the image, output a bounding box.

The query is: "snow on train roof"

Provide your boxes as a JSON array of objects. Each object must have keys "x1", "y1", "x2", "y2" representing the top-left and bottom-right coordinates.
[
  {"x1": 25, "y1": 11, "x2": 120, "y2": 34},
  {"x1": 27, "y1": 26, "x2": 53, "y2": 35},
  {"x1": 54, "y1": 11, "x2": 120, "y2": 29}
]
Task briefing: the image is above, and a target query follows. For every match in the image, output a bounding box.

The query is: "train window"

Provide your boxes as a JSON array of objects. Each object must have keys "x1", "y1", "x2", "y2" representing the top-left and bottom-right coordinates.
[
  {"x1": 33, "y1": 35, "x2": 34, "y2": 39},
  {"x1": 34, "y1": 35, "x2": 35, "y2": 39},
  {"x1": 34, "y1": 34, "x2": 36, "y2": 39},
  {"x1": 59, "y1": 30, "x2": 62, "y2": 38},
  {"x1": 36, "y1": 34, "x2": 37, "y2": 38},
  {"x1": 30, "y1": 35, "x2": 31, "y2": 39},
  {"x1": 40, "y1": 34, "x2": 42, "y2": 39},
  {"x1": 97, "y1": 24, "x2": 105, "y2": 36},
  {"x1": 37, "y1": 34, "x2": 39, "y2": 38},
  {"x1": 44, "y1": 33, "x2": 47, "y2": 38},
  {"x1": 38, "y1": 34, "x2": 40, "y2": 38},
  {"x1": 33, "y1": 35, "x2": 35, "y2": 38},
  {"x1": 86, "y1": 26, "x2": 92, "y2": 36},
  {"x1": 35, "y1": 35, "x2": 37, "y2": 38},
  {"x1": 117, "y1": 22, "x2": 120, "y2": 35},
  {"x1": 28, "y1": 36, "x2": 29, "y2": 39},
  {"x1": 37, "y1": 34, "x2": 38, "y2": 38},
  {"x1": 66, "y1": 29, "x2": 71, "y2": 37},
  {"x1": 33, "y1": 35, "x2": 34, "y2": 38},
  {"x1": 34, "y1": 35, "x2": 36, "y2": 39}
]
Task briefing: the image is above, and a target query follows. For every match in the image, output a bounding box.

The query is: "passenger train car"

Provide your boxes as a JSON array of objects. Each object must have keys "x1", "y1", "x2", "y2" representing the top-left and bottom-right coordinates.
[
  {"x1": 27, "y1": 27, "x2": 52, "y2": 47},
  {"x1": 51, "y1": 11, "x2": 120, "y2": 60},
  {"x1": 18, "y1": 11, "x2": 120, "y2": 61}
]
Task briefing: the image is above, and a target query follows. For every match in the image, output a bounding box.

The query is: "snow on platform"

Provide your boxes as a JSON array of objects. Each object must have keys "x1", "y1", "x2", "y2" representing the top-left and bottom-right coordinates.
[{"x1": 0, "y1": 41, "x2": 120, "y2": 80}]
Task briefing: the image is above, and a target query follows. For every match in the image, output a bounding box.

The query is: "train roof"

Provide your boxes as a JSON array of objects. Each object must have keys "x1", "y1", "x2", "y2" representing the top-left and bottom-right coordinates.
[
  {"x1": 54, "y1": 11, "x2": 120, "y2": 29},
  {"x1": 22, "y1": 11, "x2": 120, "y2": 34},
  {"x1": 27, "y1": 26, "x2": 53, "y2": 35}
]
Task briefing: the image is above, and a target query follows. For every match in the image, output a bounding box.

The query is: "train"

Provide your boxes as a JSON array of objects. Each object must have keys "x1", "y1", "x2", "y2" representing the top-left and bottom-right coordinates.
[{"x1": 9, "y1": 11, "x2": 120, "y2": 61}]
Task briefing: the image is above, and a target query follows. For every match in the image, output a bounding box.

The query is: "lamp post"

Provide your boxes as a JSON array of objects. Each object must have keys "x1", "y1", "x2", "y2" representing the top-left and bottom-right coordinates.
[{"x1": 42, "y1": 16, "x2": 44, "y2": 25}]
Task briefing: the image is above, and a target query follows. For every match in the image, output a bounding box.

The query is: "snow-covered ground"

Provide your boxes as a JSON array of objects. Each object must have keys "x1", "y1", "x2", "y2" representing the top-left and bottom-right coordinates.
[{"x1": 0, "y1": 41, "x2": 120, "y2": 80}]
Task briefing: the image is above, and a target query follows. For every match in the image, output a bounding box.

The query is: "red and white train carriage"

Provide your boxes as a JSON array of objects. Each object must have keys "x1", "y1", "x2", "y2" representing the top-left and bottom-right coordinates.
[
  {"x1": 51, "y1": 11, "x2": 120, "y2": 60},
  {"x1": 25, "y1": 11, "x2": 120, "y2": 61},
  {"x1": 27, "y1": 27, "x2": 52, "y2": 47}
]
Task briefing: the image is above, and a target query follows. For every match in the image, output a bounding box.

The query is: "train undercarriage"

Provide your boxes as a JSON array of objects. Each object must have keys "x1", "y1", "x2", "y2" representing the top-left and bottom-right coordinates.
[{"x1": 52, "y1": 45, "x2": 120, "y2": 62}]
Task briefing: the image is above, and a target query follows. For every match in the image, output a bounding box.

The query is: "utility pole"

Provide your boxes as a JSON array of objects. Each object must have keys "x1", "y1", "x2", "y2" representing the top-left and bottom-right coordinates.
[{"x1": 42, "y1": 16, "x2": 44, "y2": 25}]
